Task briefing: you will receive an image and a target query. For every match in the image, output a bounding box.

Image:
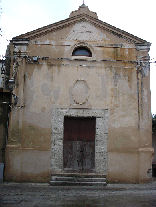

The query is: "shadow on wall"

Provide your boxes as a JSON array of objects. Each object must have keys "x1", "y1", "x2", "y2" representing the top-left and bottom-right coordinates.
[
  {"x1": 0, "y1": 92, "x2": 11, "y2": 182},
  {"x1": 152, "y1": 132, "x2": 156, "y2": 177},
  {"x1": 152, "y1": 114, "x2": 156, "y2": 177},
  {"x1": 152, "y1": 164, "x2": 156, "y2": 177}
]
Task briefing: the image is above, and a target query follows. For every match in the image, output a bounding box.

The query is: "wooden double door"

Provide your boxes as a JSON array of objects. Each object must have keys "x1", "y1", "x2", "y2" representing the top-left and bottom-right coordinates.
[{"x1": 63, "y1": 117, "x2": 95, "y2": 172}]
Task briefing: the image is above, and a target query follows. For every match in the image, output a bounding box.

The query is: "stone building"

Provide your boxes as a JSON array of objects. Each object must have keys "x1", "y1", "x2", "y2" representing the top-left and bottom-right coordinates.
[{"x1": 4, "y1": 4, "x2": 153, "y2": 183}]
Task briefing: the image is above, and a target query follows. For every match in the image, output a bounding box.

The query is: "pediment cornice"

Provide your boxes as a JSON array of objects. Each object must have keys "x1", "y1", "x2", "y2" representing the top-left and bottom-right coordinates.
[{"x1": 12, "y1": 13, "x2": 150, "y2": 45}]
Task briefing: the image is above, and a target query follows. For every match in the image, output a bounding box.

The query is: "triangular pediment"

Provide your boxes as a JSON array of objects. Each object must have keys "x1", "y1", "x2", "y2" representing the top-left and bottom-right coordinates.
[{"x1": 13, "y1": 7, "x2": 149, "y2": 45}]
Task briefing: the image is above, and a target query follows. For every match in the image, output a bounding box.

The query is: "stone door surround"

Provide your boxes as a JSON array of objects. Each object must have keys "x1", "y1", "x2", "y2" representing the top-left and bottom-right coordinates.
[{"x1": 51, "y1": 108, "x2": 109, "y2": 175}]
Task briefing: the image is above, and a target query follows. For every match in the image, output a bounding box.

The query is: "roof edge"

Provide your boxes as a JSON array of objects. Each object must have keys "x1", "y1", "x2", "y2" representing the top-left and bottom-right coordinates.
[{"x1": 12, "y1": 13, "x2": 150, "y2": 45}]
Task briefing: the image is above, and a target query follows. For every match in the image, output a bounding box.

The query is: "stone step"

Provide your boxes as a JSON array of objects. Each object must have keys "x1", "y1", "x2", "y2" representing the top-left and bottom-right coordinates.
[
  {"x1": 51, "y1": 173, "x2": 106, "y2": 178},
  {"x1": 50, "y1": 181, "x2": 107, "y2": 186},
  {"x1": 50, "y1": 173, "x2": 107, "y2": 186},
  {"x1": 51, "y1": 176, "x2": 106, "y2": 183}
]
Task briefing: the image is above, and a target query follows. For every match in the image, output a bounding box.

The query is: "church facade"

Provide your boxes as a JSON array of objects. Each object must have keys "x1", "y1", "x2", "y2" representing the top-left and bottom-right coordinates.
[{"x1": 4, "y1": 4, "x2": 153, "y2": 183}]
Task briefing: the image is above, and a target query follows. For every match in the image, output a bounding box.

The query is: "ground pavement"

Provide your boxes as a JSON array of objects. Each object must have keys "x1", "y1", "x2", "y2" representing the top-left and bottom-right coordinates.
[{"x1": 0, "y1": 179, "x2": 156, "y2": 207}]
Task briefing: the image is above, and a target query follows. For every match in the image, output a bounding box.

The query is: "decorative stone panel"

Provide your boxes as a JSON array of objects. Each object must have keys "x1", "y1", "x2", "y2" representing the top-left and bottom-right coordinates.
[
  {"x1": 51, "y1": 108, "x2": 109, "y2": 175},
  {"x1": 72, "y1": 80, "x2": 89, "y2": 105}
]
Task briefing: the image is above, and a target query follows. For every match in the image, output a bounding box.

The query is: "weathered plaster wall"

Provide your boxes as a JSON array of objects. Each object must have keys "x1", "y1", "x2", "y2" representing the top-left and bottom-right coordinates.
[
  {"x1": 5, "y1": 20, "x2": 152, "y2": 183},
  {"x1": 5, "y1": 147, "x2": 50, "y2": 182}
]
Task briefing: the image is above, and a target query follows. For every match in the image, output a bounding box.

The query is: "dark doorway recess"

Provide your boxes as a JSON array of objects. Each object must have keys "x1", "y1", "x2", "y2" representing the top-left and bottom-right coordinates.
[
  {"x1": 0, "y1": 92, "x2": 11, "y2": 164},
  {"x1": 152, "y1": 164, "x2": 156, "y2": 177},
  {"x1": 63, "y1": 117, "x2": 95, "y2": 172}
]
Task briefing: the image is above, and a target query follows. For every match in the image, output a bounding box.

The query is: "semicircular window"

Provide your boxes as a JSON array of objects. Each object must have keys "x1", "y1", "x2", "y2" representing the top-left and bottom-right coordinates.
[{"x1": 72, "y1": 47, "x2": 92, "y2": 57}]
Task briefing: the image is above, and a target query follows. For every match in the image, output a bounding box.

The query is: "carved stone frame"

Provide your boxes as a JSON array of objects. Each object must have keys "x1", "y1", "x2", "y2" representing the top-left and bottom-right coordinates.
[
  {"x1": 51, "y1": 108, "x2": 109, "y2": 175},
  {"x1": 68, "y1": 42, "x2": 96, "y2": 61}
]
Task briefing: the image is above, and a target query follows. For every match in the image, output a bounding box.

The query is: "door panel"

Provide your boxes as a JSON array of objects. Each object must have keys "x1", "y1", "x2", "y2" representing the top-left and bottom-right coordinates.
[{"x1": 63, "y1": 117, "x2": 95, "y2": 172}]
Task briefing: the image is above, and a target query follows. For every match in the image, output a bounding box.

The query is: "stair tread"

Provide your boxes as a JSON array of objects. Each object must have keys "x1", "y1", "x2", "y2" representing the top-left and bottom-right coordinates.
[
  {"x1": 50, "y1": 181, "x2": 106, "y2": 183},
  {"x1": 52, "y1": 176, "x2": 106, "y2": 179},
  {"x1": 50, "y1": 181, "x2": 107, "y2": 186},
  {"x1": 51, "y1": 173, "x2": 106, "y2": 178},
  {"x1": 51, "y1": 178, "x2": 106, "y2": 181}
]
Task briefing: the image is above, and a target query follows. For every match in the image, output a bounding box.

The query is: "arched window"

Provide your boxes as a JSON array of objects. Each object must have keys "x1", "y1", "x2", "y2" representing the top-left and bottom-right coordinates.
[{"x1": 72, "y1": 47, "x2": 92, "y2": 57}]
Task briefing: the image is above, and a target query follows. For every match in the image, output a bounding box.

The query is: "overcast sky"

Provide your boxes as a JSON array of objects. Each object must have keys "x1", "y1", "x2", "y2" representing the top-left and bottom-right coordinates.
[{"x1": 0, "y1": 0, "x2": 156, "y2": 113}]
